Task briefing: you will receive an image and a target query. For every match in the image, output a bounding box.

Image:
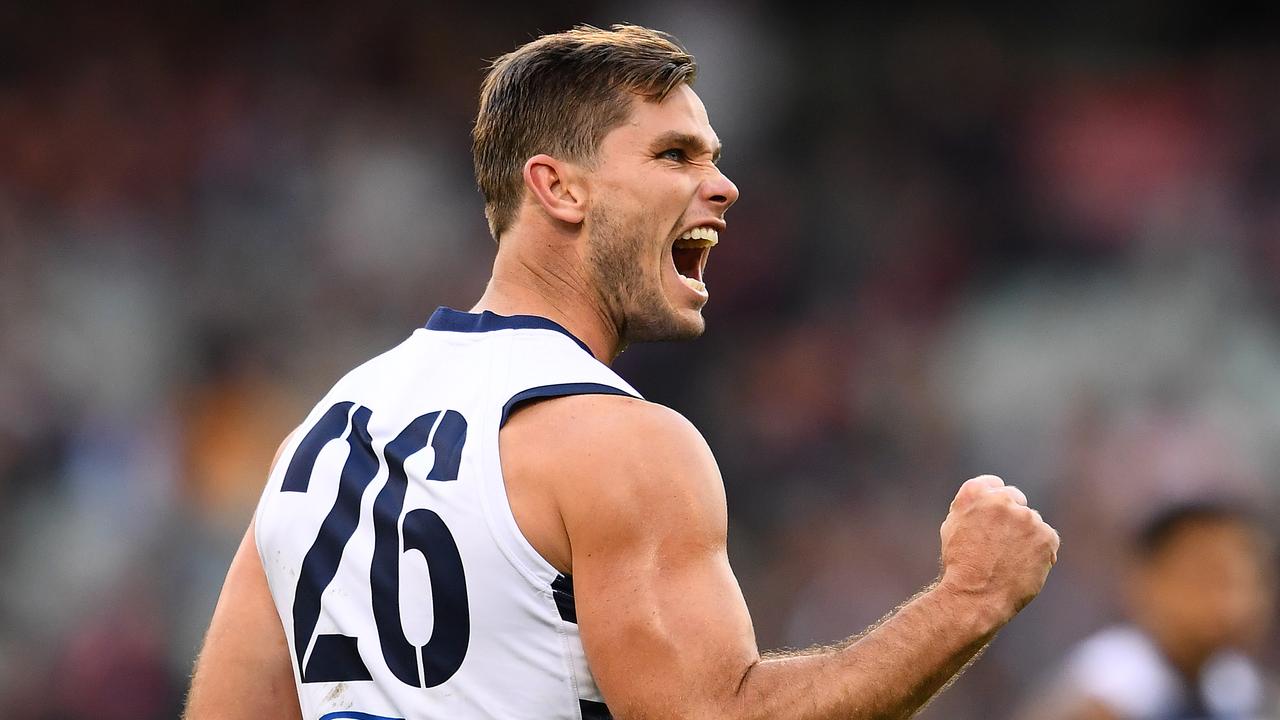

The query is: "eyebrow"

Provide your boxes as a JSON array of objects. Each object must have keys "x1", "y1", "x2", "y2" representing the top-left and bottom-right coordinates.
[{"x1": 652, "y1": 131, "x2": 722, "y2": 163}]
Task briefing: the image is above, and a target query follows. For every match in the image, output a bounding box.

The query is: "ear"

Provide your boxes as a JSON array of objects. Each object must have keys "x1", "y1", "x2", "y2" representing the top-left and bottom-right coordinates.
[{"x1": 523, "y1": 154, "x2": 587, "y2": 226}]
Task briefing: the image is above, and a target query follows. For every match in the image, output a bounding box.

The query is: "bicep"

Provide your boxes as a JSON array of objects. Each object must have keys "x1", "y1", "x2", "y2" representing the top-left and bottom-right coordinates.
[
  {"x1": 575, "y1": 534, "x2": 756, "y2": 717},
  {"x1": 558, "y1": 405, "x2": 758, "y2": 717}
]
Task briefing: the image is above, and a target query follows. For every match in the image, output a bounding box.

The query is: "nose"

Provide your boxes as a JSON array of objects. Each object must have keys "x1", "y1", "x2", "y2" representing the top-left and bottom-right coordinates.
[{"x1": 702, "y1": 165, "x2": 740, "y2": 211}]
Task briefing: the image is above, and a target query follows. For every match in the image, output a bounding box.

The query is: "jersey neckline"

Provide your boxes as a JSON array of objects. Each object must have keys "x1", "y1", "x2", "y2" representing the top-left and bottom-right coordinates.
[{"x1": 425, "y1": 307, "x2": 596, "y2": 357}]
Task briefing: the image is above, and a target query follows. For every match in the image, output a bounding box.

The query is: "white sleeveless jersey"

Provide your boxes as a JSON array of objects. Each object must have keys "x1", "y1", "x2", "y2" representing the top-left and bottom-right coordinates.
[{"x1": 254, "y1": 307, "x2": 640, "y2": 720}]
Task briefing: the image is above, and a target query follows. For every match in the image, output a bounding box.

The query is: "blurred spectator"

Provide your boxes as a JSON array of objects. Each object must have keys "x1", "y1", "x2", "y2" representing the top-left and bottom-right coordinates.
[{"x1": 1016, "y1": 501, "x2": 1278, "y2": 720}]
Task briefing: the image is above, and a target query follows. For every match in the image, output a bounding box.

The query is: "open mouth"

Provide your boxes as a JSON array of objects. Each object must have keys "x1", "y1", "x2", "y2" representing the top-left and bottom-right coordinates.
[{"x1": 672, "y1": 226, "x2": 718, "y2": 294}]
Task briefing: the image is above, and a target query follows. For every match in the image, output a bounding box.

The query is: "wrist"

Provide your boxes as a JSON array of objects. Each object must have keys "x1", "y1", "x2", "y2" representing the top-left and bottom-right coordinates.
[{"x1": 928, "y1": 576, "x2": 1009, "y2": 639}]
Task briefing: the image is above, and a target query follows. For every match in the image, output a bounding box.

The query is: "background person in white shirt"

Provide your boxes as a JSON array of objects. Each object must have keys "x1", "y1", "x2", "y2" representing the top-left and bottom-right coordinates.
[{"x1": 1019, "y1": 500, "x2": 1277, "y2": 720}]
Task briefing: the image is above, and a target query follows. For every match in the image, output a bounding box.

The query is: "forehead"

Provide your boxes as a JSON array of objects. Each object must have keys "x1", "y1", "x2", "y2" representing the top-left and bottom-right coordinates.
[{"x1": 604, "y1": 84, "x2": 720, "y2": 151}]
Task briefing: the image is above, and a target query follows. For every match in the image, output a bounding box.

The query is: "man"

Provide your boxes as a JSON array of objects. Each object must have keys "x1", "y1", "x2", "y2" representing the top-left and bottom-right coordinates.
[
  {"x1": 185, "y1": 24, "x2": 1059, "y2": 719},
  {"x1": 1018, "y1": 501, "x2": 1276, "y2": 720}
]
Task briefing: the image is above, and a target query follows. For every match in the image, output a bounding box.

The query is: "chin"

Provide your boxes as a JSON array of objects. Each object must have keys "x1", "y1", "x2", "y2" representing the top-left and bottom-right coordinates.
[
  {"x1": 624, "y1": 305, "x2": 706, "y2": 344},
  {"x1": 671, "y1": 308, "x2": 707, "y2": 339}
]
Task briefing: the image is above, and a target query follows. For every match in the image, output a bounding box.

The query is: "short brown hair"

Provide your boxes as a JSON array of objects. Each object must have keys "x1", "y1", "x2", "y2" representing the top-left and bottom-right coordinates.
[{"x1": 472, "y1": 24, "x2": 696, "y2": 240}]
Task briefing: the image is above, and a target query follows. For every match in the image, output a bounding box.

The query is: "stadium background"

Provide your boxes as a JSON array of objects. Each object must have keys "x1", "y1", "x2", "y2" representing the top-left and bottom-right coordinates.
[{"x1": 2, "y1": 2, "x2": 1279, "y2": 717}]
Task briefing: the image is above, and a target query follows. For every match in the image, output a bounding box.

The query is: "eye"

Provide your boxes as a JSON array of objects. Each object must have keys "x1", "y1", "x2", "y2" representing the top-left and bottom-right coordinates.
[{"x1": 659, "y1": 148, "x2": 687, "y2": 162}]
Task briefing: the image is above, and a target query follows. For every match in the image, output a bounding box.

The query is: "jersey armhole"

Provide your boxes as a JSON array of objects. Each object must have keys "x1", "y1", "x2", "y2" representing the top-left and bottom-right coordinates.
[
  {"x1": 500, "y1": 382, "x2": 637, "y2": 428},
  {"x1": 480, "y1": 383, "x2": 641, "y2": 592},
  {"x1": 252, "y1": 427, "x2": 304, "y2": 565}
]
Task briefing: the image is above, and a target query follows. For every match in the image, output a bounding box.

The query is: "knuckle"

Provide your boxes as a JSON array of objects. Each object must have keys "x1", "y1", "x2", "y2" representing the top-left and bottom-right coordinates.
[
  {"x1": 960, "y1": 475, "x2": 1003, "y2": 494},
  {"x1": 995, "y1": 495, "x2": 1021, "y2": 513}
]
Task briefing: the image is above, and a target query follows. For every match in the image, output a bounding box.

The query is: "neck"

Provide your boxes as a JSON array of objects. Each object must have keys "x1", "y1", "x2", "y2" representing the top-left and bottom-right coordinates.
[
  {"x1": 1142, "y1": 622, "x2": 1212, "y2": 682},
  {"x1": 470, "y1": 230, "x2": 623, "y2": 364}
]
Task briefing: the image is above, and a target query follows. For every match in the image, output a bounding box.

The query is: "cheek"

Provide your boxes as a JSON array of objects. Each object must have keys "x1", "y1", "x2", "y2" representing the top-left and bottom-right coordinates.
[{"x1": 629, "y1": 166, "x2": 697, "y2": 207}]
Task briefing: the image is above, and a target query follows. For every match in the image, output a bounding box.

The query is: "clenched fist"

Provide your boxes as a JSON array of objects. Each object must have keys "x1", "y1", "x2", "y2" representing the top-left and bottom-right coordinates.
[{"x1": 938, "y1": 475, "x2": 1059, "y2": 626}]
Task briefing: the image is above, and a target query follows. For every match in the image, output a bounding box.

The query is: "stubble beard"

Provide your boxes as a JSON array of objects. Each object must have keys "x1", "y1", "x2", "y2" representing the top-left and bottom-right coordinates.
[{"x1": 585, "y1": 204, "x2": 704, "y2": 346}]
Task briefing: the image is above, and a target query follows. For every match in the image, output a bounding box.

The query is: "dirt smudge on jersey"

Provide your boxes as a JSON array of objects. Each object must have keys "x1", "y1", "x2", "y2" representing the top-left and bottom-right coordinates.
[{"x1": 323, "y1": 682, "x2": 351, "y2": 708}]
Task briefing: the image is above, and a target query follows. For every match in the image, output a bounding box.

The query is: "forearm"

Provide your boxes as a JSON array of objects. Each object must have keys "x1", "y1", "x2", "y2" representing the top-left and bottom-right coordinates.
[{"x1": 731, "y1": 583, "x2": 1003, "y2": 720}]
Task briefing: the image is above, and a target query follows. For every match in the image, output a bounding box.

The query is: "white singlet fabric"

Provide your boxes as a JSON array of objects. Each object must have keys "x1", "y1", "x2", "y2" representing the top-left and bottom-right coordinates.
[
  {"x1": 254, "y1": 307, "x2": 640, "y2": 720},
  {"x1": 1055, "y1": 624, "x2": 1271, "y2": 719}
]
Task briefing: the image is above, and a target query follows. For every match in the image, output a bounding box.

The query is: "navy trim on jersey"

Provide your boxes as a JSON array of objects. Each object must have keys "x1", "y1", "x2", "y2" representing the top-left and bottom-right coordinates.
[
  {"x1": 426, "y1": 307, "x2": 595, "y2": 357},
  {"x1": 580, "y1": 699, "x2": 614, "y2": 719},
  {"x1": 551, "y1": 573, "x2": 577, "y2": 624},
  {"x1": 319, "y1": 712, "x2": 405, "y2": 720},
  {"x1": 500, "y1": 383, "x2": 636, "y2": 428}
]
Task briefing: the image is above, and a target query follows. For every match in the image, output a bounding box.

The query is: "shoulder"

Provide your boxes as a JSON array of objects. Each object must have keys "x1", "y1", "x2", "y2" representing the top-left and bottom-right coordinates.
[
  {"x1": 503, "y1": 393, "x2": 725, "y2": 535},
  {"x1": 1062, "y1": 625, "x2": 1176, "y2": 718},
  {"x1": 505, "y1": 392, "x2": 708, "y2": 460},
  {"x1": 1067, "y1": 625, "x2": 1163, "y2": 674}
]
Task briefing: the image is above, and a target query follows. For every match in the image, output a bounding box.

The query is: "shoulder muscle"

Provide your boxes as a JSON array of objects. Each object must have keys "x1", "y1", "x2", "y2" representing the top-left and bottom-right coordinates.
[{"x1": 505, "y1": 393, "x2": 726, "y2": 552}]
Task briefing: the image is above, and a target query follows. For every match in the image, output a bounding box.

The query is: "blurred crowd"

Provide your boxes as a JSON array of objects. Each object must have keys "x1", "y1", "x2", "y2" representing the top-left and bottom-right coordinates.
[{"x1": 2, "y1": 2, "x2": 1279, "y2": 718}]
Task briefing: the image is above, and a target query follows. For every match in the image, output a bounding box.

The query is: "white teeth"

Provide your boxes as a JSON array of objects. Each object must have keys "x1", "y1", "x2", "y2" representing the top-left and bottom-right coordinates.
[
  {"x1": 674, "y1": 226, "x2": 719, "y2": 248},
  {"x1": 681, "y1": 275, "x2": 707, "y2": 293}
]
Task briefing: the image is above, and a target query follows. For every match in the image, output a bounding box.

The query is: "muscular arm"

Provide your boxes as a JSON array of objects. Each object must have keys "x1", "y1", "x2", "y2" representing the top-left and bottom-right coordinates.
[
  {"x1": 185, "y1": 439, "x2": 301, "y2": 720},
  {"x1": 183, "y1": 521, "x2": 301, "y2": 720},
  {"x1": 506, "y1": 395, "x2": 1056, "y2": 720},
  {"x1": 737, "y1": 588, "x2": 994, "y2": 718}
]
